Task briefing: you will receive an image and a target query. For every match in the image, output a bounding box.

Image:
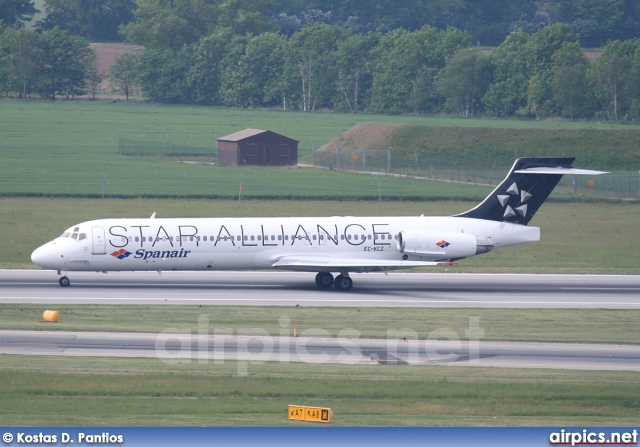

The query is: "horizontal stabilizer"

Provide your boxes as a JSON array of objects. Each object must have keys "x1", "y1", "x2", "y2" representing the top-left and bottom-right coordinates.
[{"x1": 514, "y1": 167, "x2": 609, "y2": 175}]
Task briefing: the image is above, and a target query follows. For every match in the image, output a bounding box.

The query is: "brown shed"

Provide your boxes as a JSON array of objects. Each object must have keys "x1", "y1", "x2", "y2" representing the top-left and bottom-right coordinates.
[{"x1": 217, "y1": 129, "x2": 298, "y2": 167}]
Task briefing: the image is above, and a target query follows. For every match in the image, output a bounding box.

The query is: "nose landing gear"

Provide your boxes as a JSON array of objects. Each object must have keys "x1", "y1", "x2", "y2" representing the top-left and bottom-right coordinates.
[{"x1": 59, "y1": 276, "x2": 70, "y2": 287}]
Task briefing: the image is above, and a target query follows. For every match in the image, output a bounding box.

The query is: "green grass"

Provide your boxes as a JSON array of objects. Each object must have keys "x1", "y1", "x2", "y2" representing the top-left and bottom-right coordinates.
[
  {"x1": 1, "y1": 100, "x2": 639, "y2": 198},
  {"x1": 4, "y1": 197, "x2": 640, "y2": 273},
  {"x1": 0, "y1": 355, "x2": 638, "y2": 426},
  {"x1": 2, "y1": 305, "x2": 639, "y2": 344}
]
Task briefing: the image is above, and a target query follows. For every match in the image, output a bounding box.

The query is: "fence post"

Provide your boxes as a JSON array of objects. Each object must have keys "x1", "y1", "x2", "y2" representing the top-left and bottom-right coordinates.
[{"x1": 387, "y1": 148, "x2": 391, "y2": 172}]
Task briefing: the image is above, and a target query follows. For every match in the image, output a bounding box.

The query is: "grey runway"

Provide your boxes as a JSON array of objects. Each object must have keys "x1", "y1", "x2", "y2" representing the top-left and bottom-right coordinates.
[
  {"x1": 2, "y1": 270, "x2": 639, "y2": 371},
  {"x1": 1, "y1": 270, "x2": 640, "y2": 308},
  {"x1": 1, "y1": 329, "x2": 639, "y2": 371}
]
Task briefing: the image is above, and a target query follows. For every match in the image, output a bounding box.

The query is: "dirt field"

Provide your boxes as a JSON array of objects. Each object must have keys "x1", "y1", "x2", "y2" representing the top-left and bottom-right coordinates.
[{"x1": 89, "y1": 43, "x2": 143, "y2": 93}]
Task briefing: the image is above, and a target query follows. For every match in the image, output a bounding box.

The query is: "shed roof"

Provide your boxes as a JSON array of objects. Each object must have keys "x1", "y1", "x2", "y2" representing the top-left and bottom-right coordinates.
[{"x1": 217, "y1": 129, "x2": 298, "y2": 143}]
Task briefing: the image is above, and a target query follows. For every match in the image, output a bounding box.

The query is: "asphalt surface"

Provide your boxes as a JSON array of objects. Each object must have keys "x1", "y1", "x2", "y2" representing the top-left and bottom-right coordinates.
[
  {"x1": 1, "y1": 270, "x2": 639, "y2": 308},
  {"x1": 2, "y1": 270, "x2": 639, "y2": 371},
  {"x1": 2, "y1": 329, "x2": 640, "y2": 371}
]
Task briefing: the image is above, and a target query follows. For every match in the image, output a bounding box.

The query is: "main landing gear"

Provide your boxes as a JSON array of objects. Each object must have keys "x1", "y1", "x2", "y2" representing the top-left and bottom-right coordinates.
[
  {"x1": 314, "y1": 272, "x2": 353, "y2": 291},
  {"x1": 59, "y1": 276, "x2": 70, "y2": 287}
]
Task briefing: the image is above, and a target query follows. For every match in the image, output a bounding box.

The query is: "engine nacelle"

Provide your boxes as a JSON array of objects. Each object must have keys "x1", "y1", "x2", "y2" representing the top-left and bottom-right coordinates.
[{"x1": 397, "y1": 230, "x2": 478, "y2": 260}]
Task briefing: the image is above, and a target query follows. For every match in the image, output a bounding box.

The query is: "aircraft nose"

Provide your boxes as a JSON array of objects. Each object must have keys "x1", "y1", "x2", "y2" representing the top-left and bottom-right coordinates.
[{"x1": 31, "y1": 243, "x2": 56, "y2": 269}]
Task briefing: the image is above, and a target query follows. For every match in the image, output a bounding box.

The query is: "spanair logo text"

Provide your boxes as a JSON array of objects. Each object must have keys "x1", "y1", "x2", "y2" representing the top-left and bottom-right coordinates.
[
  {"x1": 111, "y1": 249, "x2": 132, "y2": 259},
  {"x1": 436, "y1": 240, "x2": 450, "y2": 248},
  {"x1": 135, "y1": 248, "x2": 191, "y2": 260}
]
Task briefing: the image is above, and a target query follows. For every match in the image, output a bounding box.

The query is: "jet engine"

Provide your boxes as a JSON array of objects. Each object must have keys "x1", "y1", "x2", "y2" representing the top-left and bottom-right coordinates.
[{"x1": 397, "y1": 230, "x2": 479, "y2": 260}]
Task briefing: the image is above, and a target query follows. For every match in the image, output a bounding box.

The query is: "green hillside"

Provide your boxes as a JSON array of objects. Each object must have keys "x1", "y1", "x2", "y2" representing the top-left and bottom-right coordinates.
[{"x1": 317, "y1": 123, "x2": 640, "y2": 173}]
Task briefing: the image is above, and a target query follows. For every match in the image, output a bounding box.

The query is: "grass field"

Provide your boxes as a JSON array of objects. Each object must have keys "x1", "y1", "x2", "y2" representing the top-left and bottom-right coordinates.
[
  {"x1": 1, "y1": 355, "x2": 639, "y2": 426},
  {"x1": 2, "y1": 99, "x2": 639, "y2": 199},
  {"x1": 2, "y1": 305, "x2": 639, "y2": 345}
]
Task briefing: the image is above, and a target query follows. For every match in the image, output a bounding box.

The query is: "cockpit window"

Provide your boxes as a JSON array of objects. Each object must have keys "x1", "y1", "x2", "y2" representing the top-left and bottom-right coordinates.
[
  {"x1": 60, "y1": 232, "x2": 71, "y2": 238},
  {"x1": 79, "y1": 233, "x2": 87, "y2": 240},
  {"x1": 71, "y1": 233, "x2": 78, "y2": 240}
]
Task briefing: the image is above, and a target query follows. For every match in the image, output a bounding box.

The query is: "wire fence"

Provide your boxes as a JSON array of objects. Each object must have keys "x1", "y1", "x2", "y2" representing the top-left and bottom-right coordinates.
[
  {"x1": 312, "y1": 148, "x2": 640, "y2": 200},
  {"x1": 5, "y1": 141, "x2": 637, "y2": 200}
]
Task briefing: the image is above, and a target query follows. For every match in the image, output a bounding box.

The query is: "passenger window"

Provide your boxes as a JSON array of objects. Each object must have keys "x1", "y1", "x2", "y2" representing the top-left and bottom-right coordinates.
[
  {"x1": 258, "y1": 236, "x2": 262, "y2": 241},
  {"x1": 250, "y1": 236, "x2": 255, "y2": 241},
  {"x1": 278, "y1": 235, "x2": 282, "y2": 241}
]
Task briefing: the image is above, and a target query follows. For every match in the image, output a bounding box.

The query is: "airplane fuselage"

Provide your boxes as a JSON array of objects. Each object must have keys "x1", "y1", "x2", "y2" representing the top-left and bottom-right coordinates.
[
  {"x1": 32, "y1": 158, "x2": 603, "y2": 290},
  {"x1": 31, "y1": 215, "x2": 540, "y2": 273}
]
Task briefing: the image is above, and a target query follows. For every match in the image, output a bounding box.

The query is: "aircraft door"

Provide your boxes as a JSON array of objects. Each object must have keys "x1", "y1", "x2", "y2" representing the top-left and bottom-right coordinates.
[{"x1": 92, "y1": 227, "x2": 106, "y2": 255}]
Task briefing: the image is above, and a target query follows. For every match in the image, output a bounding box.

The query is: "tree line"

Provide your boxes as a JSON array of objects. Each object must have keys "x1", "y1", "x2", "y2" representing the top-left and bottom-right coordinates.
[
  {"x1": 2, "y1": 0, "x2": 640, "y2": 122},
  {"x1": 112, "y1": 23, "x2": 640, "y2": 122},
  {"x1": 3, "y1": 0, "x2": 640, "y2": 47}
]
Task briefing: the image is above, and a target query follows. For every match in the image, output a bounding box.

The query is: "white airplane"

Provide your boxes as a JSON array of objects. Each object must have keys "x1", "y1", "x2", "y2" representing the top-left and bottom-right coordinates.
[{"x1": 31, "y1": 158, "x2": 606, "y2": 291}]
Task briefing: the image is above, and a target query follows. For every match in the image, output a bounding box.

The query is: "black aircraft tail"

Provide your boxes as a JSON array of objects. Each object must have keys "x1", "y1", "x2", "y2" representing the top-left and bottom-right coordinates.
[{"x1": 455, "y1": 157, "x2": 605, "y2": 225}]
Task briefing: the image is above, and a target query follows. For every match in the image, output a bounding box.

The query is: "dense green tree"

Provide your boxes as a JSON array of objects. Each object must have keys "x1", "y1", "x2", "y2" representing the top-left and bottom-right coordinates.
[
  {"x1": 186, "y1": 29, "x2": 232, "y2": 105},
  {"x1": 85, "y1": 52, "x2": 104, "y2": 99},
  {"x1": 370, "y1": 26, "x2": 470, "y2": 115},
  {"x1": 484, "y1": 25, "x2": 577, "y2": 118},
  {"x1": 218, "y1": 32, "x2": 293, "y2": 108},
  {"x1": 288, "y1": 23, "x2": 345, "y2": 111},
  {"x1": 334, "y1": 32, "x2": 379, "y2": 113},
  {"x1": 588, "y1": 38, "x2": 640, "y2": 121},
  {"x1": 551, "y1": 42, "x2": 590, "y2": 119},
  {"x1": 0, "y1": 0, "x2": 38, "y2": 27},
  {"x1": 109, "y1": 52, "x2": 140, "y2": 100},
  {"x1": 121, "y1": 0, "x2": 219, "y2": 52},
  {"x1": 483, "y1": 30, "x2": 531, "y2": 117},
  {"x1": 524, "y1": 74, "x2": 545, "y2": 119},
  {"x1": 215, "y1": 0, "x2": 278, "y2": 35},
  {"x1": 37, "y1": 28, "x2": 96, "y2": 99},
  {"x1": 136, "y1": 46, "x2": 195, "y2": 102},
  {"x1": 37, "y1": 0, "x2": 136, "y2": 41},
  {"x1": 0, "y1": 26, "x2": 45, "y2": 97},
  {"x1": 437, "y1": 48, "x2": 492, "y2": 117},
  {"x1": 218, "y1": 34, "x2": 250, "y2": 106}
]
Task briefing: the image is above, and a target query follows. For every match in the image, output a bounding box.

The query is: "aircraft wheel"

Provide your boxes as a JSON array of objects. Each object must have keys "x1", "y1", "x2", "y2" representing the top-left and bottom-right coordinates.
[
  {"x1": 315, "y1": 272, "x2": 334, "y2": 288},
  {"x1": 59, "y1": 276, "x2": 70, "y2": 287},
  {"x1": 334, "y1": 275, "x2": 353, "y2": 291}
]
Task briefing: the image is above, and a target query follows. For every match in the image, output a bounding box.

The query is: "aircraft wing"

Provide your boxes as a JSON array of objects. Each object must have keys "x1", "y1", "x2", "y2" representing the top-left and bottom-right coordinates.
[{"x1": 272, "y1": 254, "x2": 438, "y2": 272}]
